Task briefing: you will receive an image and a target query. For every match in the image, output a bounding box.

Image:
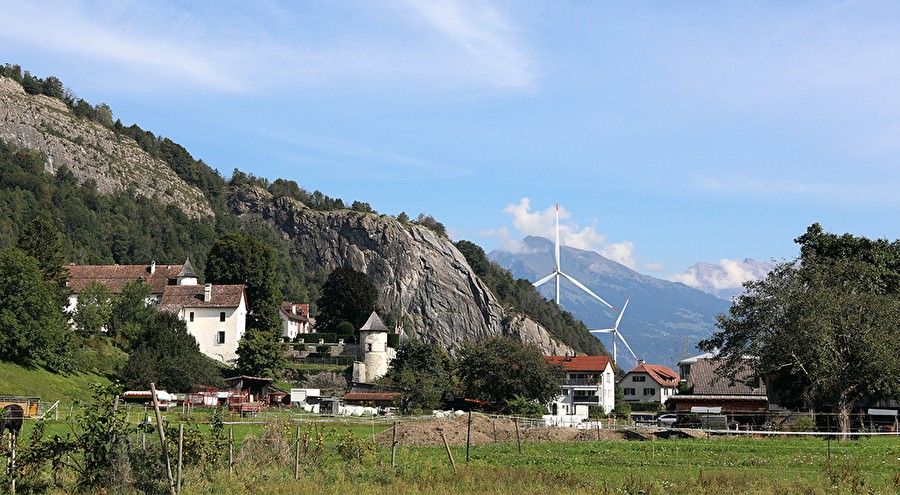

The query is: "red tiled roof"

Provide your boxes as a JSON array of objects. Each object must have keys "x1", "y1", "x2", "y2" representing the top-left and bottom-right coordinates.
[
  {"x1": 688, "y1": 358, "x2": 767, "y2": 396},
  {"x1": 66, "y1": 263, "x2": 184, "y2": 294},
  {"x1": 280, "y1": 302, "x2": 310, "y2": 322},
  {"x1": 545, "y1": 355, "x2": 612, "y2": 372},
  {"x1": 627, "y1": 363, "x2": 680, "y2": 387},
  {"x1": 159, "y1": 284, "x2": 246, "y2": 312}
]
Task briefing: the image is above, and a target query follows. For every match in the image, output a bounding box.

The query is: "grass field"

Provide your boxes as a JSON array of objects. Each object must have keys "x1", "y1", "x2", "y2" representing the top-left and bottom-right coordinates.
[
  {"x1": 0, "y1": 360, "x2": 113, "y2": 403},
  {"x1": 7, "y1": 414, "x2": 898, "y2": 495}
]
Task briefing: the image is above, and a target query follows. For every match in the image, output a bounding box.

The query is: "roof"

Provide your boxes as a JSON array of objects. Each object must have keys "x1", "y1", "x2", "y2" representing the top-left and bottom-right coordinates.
[
  {"x1": 624, "y1": 363, "x2": 680, "y2": 387},
  {"x1": 159, "y1": 284, "x2": 245, "y2": 312},
  {"x1": 66, "y1": 262, "x2": 184, "y2": 294},
  {"x1": 177, "y1": 257, "x2": 197, "y2": 278},
  {"x1": 280, "y1": 302, "x2": 310, "y2": 322},
  {"x1": 687, "y1": 358, "x2": 766, "y2": 396},
  {"x1": 544, "y1": 355, "x2": 612, "y2": 372},
  {"x1": 359, "y1": 312, "x2": 390, "y2": 332}
]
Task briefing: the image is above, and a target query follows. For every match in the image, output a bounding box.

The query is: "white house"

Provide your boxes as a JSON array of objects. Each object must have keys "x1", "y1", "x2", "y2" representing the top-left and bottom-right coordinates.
[
  {"x1": 160, "y1": 283, "x2": 247, "y2": 364},
  {"x1": 545, "y1": 355, "x2": 616, "y2": 416},
  {"x1": 619, "y1": 362, "x2": 680, "y2": 404},
  {"x1": 279, "y1": 301, "x2": 312, "y2": 341},
  {"x1": 64, "y1": 258, "x2": 198, "y2": 313}
]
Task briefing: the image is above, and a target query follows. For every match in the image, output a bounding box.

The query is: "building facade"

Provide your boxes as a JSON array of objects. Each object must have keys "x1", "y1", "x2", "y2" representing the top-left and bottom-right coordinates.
[
  {"x1": 160, "y1": 283, "x2": 247, "y2": 364},
  {"x1": 545, "y1": 355, "x2": 616, "y2": 416},
  {"x1": 619, "y1": 362, "x2": 680, "y2": 404}
]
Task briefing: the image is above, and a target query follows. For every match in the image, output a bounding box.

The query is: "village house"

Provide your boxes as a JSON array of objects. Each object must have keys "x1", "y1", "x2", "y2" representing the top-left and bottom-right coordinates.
[
  {"x1": 669, "y1": 353, "x2": 769, "y2": 420},
  {"x1": 65, "y1": 258, "x2": 248, "y2": 364},
  {"x1": 160, "y1": 283, "x2": 247, "y2": 364},
  {"x1": 544, "y1": 354, "x2": 616, "y2": 416},
  {"x1": 64, "y1": 259, "x2": 196, "y2": 313},
  {"x1": 619, "y1": 361, "x2": 680, "y2": 405},
  {"x1": 280, "y1": 301, "x2": 312, "y2": 341}
]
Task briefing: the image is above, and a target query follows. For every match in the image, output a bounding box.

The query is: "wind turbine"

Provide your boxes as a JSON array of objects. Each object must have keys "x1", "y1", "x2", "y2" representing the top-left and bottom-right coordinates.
[
  {"x1": 532, "y1": 204, "x2": 617, "y2": 311},
  {"x1": 590, "y1": 296, "x2": 639, "y2": 367}
]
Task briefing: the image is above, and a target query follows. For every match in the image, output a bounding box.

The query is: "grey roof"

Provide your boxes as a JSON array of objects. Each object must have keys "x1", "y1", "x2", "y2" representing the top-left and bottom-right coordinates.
[
  {"x1": 177, "y1": 257, "x2": 197, "y2": 278},
  {"x1": 359, "y1": 312, "x2": 390, "y2": 332},
  {"x1": 689, "y1": 358, "x2": 767, "y2": 396}
]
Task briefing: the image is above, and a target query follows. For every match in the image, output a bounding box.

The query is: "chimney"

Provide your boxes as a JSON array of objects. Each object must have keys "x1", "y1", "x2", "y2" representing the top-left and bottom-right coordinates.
[
  {"x1": 638, "y1": 359, "x2": 645, "y2": 366},
  {"x1": 150, "y1": 261, "x2": 156, "y2": 275},
  {"x1": 204, "y1": 283, "x2": 212, "y2": 302},
  {"x1": 292, "y1": 304, "x2": 297, "y2": 315}
]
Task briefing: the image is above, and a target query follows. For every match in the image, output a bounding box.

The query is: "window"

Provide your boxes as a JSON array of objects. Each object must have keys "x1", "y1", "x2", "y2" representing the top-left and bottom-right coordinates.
[
  {"x1": 216, "y1": 331, "x2": 226, "y2": 345},
  {"x1": 219, "y1": 312, "x2": 226, "y2": 322},
  {"x1": 643, "y1": 388, "x2": 655, "y2": 396},
  {"x1": 189, "y1": 312, "x2": 194, "y2": 322},
  {"x1": 632, "y1": 376, "x2": 646, "y2": 382},
  {"x1": 624, "y1": 388, "x2": 635, "y2": 395}
]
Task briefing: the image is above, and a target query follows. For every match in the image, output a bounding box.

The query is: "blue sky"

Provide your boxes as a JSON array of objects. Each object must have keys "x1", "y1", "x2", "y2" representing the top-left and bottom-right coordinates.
[{"x1": 4, "y1": 1, "x2": 899, "y2": 291}]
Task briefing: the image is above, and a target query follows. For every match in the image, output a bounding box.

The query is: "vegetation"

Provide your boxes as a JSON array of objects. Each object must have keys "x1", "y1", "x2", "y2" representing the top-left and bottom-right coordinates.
[
  {"x1": 380, "y1": 340, "x2": 457, "y2": 413},
  {"x1": 315, "y1": 267, "x2": 377, "y2": 341},
  {"x1": 701, "y1": 224, "x2": 900, "y2": 434},
  {"x1": 456, "y1": 240, "x2": 605, "y2": 355},
  {"x1": 121, "y1": 311, "x2": 224, "y2": 392},
  {"x1": 456, "y1": 336, "x2": 564, "y2": 406}
]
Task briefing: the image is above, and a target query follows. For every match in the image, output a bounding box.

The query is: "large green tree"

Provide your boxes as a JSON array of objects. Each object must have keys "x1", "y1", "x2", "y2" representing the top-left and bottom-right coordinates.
[
  {"x1": 120, "y1": 311, "x2": 223, "y2": 392},
  {"x1": 700, "y1": 224, "x2": 900, "y2": 434},
  {"x1": 0, "y1": 248, "x2": 74, "y2": 371},
  {"x1": 315, "y1": 267, "x2": 376, "y2": 339},
  {"x1": 107, "y1": 279, "x2": 156, "y2": 349},
  {"x1": 381, "y1": 339, "x2": 457, "y2": 413},
  {"x1": 205, "y1": 232, "x2": 285, "y2": 376},
  {"x1": 17, "y1": 217, "x2": 69, "y2": 308},
  {"x1": 456, "y1": 336, "x2": 564, "y2": 408},
  {"x1": 72, "y1": 280, "x2": 113, "y2": 336}
]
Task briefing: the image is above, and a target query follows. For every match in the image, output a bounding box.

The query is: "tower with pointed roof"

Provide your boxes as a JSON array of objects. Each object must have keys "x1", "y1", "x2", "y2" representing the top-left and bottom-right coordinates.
[
  {"x1": 176, "y1": 257, "x2": 198, "y2": 285},
  {"x1": 352, "y1": 312, "x2": 396, "y2": 383}
]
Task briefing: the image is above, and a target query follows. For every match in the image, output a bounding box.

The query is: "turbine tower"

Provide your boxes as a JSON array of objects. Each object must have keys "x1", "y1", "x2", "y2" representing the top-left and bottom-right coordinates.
[
  {"x1": 591, "y1": 297, "x2": 639, "y2": 366},
  {"x1": 532, "y1": 204, "x2": 617, "y2": 311}
]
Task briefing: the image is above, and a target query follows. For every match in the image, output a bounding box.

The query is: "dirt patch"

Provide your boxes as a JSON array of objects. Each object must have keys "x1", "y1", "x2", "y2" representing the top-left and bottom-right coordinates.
[{"x1": 375, "y1": 414, "x2": 684, "y2": 447}]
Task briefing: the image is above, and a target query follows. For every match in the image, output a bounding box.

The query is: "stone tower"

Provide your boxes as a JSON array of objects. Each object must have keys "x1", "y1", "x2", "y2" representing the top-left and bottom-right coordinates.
[{"x1": 352, "y1": 312, "x2": 396, "y2": 383}]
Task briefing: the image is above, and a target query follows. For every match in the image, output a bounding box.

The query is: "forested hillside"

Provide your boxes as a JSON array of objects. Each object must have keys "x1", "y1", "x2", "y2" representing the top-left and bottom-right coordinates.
[{"x1": 0, "y1": 64, "x2": 606, "y2": 357}]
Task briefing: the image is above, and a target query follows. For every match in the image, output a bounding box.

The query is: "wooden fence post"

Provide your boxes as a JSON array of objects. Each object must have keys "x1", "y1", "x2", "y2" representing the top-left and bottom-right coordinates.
[
  {"x1": 391, "y1": 421, "x2": 398, "y2": 469},
  {"x1": 439, "y1": 431, "x2": 455, "y2": 473},
  {"x1": 177, "y1": 423, "x2": 184, "y2": 495},
  {"x1": 294, "y1": 426, "x2": 300, "y2": 480},
  {"x1": 466, "y1": 410, "x2": 472, "y2": 464},
  {"x1": 514, "y1": 418, "x2": 522, "y2": 454},
  {"x1": 150, "y1": 383, "x2": 177, "y2": 495},
  {"x1": 228, "y1": 426, "x2": 234, "y2": 475}
]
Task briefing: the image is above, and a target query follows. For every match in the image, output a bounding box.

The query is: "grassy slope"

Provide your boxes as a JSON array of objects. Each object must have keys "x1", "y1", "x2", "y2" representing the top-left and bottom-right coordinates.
[{"x1": 0, "y1": 360, "x2": 113, "y2": 403}]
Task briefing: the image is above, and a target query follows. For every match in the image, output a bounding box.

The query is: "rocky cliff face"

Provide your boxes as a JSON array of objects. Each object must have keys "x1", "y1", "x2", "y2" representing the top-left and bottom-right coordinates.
[
  {"x1": 0, "y1": 77, "x2": 212, "y2": 218},
  {"x1": 229, "y1": 186, "x2": 574, "y2": 356}
]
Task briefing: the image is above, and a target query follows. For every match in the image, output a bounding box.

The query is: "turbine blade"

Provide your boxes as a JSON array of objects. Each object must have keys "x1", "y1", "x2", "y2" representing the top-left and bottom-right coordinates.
[
  {"x1": 614, "y1": 296, "x2": 631, "y2": 328},
  {"x1": 555, "y1": 203, "x2": 560, "y2": 271},
  {"x1": 589, "y1": 328, "x2": 615, "y2": 334},
  {"x1": 533, "y1": 272, "x2": 556, "y2": 287},
  {"x1": 559, "y1": 271, "x2": 616, "y2": 310},
  {"x1": 616, "y1": 331, "x2": 640, "y2": 363}
]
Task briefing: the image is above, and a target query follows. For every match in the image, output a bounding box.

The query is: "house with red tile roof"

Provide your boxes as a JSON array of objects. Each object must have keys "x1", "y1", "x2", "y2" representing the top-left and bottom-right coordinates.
[
  {"x1": 544, "y1": 354, "x2": 616, "y2": 416},
  {"x1": 280, "y1": 302, "x2": 312, "y2": 340},
  {"x1": 160, "y1": 283, "x2": 247, "y2": 364},
  {"x1": 64, "y1": 258, "x2": 199, "y2": 312},
  {"x1": 619, "y1": 362, "x2": 680, "y2": 404}
]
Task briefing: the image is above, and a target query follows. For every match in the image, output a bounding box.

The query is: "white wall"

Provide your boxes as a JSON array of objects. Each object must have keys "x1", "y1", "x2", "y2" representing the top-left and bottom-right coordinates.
[{"x1": 181, "y1": 303, "x2": 246, "y2": 364}]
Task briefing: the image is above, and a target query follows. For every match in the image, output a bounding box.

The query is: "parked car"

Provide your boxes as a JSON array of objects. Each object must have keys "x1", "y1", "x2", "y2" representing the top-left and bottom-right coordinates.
[{"x1": 657, "y1": 414, "x2": 678, "y2": 427}]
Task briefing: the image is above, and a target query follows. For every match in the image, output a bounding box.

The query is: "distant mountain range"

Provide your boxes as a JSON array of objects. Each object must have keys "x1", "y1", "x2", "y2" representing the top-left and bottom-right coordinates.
[{"x1": 489, "y1": 236, "x2": 733, "y2": 368}]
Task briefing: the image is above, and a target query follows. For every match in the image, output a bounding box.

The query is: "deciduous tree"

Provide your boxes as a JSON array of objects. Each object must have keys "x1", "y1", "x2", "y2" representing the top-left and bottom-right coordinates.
[
  {"x1": 701, "y1": 224, "x2": 900, "y2": 434},
  {"x1": 315, "y1": 267, "x2": 376, "y2": 339}
]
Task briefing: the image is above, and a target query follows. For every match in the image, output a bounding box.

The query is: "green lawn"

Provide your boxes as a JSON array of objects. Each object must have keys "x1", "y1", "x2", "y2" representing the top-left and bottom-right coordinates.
[{"x1": 0, "y1": 360, "x2": 113, "y2": 403}]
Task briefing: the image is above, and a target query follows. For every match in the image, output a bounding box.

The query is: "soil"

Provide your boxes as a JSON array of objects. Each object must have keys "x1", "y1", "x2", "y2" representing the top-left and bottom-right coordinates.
[{"x1": 375, "y1": 414, "x2": 704, "y2": 447}]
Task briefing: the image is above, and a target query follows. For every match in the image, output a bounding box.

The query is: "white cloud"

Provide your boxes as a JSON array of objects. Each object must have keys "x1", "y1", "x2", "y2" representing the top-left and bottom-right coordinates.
[
  {"x1": 670, "y1": 259, "x2": 774, "y2": 299},
  {"x1": 601, "y1": 241, "x2": 637, "y2": 269},
  {"x1": 402, "y1": 0, "x2": 537, "y2": 88}
]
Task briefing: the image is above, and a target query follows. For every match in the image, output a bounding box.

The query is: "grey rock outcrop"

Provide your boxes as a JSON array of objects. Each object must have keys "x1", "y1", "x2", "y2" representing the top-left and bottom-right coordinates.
[
  {"x1": 0, "y1": 77, "x2": 212, "y2": 218},
  {"x1": 229, "y1": 186, "x2": 574, "y2": 356}
]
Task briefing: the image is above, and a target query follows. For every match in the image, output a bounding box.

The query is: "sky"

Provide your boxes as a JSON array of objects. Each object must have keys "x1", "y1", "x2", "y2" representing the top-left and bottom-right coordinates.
[{"x1": 4, "y1": 1, "x2": 900, "y2": 293}]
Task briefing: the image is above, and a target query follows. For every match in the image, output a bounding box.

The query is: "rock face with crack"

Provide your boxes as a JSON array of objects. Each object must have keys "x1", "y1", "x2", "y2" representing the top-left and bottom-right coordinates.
[{"x1": 228, "y1": 186, "x2": 574, "y2": 355}]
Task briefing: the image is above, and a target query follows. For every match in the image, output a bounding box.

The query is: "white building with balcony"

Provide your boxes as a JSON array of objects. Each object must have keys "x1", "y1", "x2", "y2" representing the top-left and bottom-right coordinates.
[{"x1": 544, "y1": 355, "x2": 616, "y2": 416}]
